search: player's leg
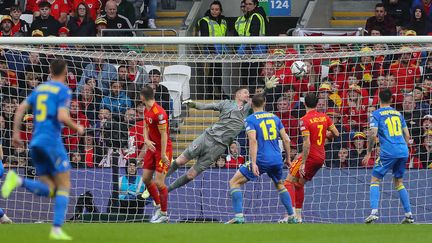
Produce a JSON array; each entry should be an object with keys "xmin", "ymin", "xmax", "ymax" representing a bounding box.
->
[
  {"xmin": 0, "ymin": 161, "xmax": 11, "ymax": 224},
  {"xmin": 166, "ymin": 134, "xmax": 205, "ymax": 177},
  {"xmin": 392, "ymin": 157, "xmax": 413, "ymax": 224},
  {"xmin": 49, "ymin": 171, "xmax": 72, "ymax": 240},
  {"xmin": 271, "ymin": 163, "xmax": 296, "ymax": 224},
  {"xmin": 226, "ymin": 169, "xmax": 249, "ymax": 224},
  {"xmin": 365, "ymin": 157, "xmax": 390, "ymax": 223},
  {"xmin": 151, "ymin": 172, "xmax": 169, "ymax": 223},
  {"xmin": 142, "ymin": 169, "xmax": 162, "ymax": 222},
  {"xmin": 168, "ymin": 141, "xmax": 225, "ymax": 192},
  {"xmin": 166, "ymin": 153, "xmax": 189, "ymax": 177},
  {"xmin": 150, "ymin": 151, "xmax": 171, "ymax": 223}
]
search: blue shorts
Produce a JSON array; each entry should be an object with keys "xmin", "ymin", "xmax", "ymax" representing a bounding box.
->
[
  {"xmin": 239, "ymin": 161, "xmax": 284, "ymax": 183},
  {"xmin": 30, "ymin": 143, "xmax": 70, "ymax": 176},
  {"xmin": 372, "ymin": 156, "xmax": 408, "ymax": 179}
]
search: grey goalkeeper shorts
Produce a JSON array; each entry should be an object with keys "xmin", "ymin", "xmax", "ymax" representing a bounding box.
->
[{"xmin": 182, "ymin": 133, "xmax": 227, "ymax": 173}]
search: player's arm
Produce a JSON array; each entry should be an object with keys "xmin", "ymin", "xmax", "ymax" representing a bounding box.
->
[
  {"xmin": 328, "ymin": 124, "xmax": 340, "ymax": 137},
  {"xmin": 402, "ymin": 127, "xmax": 411, "ymax": 145},
  {"xmin": 58, "ymin": 108, "xmax": 84, "ymax": 135},
  {"xmin": 186, "ymin": 100, "xmax": 223, "ymax": 111},
  {"xmin": 279, "ymin": 128, "xmax": 291, "ymax": 166},
  {"xmin": 143, "ymin": 123, "xmax": 156, "ymax": 152},
  {"xmin": 299, "ymin": 120, "xmax": 310, "ymax": 176},
  {"xmin": 0, "ymin": 144, "xmax": 3, "ymax": 160},
  {"xmin": 12, "ymin": 101, "xmax": 31, "ymax": 147},
  {"xmin": 247, "ymin": 130, "xmax": 260, "ymax": 176},
  {"xmin": 158, "ymin": 123, "xmax": 170, "ymax": 165},
  {"xmin": 362, "ymin": 127, "xmax": 378, "ymax": 165}
]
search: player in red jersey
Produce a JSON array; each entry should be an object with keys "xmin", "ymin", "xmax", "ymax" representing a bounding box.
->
[
  {"xmin": 280, "ymin": 93, "xmax": 339, "ymax": 223},
  {"xmin": 137, "ymin": 86, "xmax": 172, "ymax": 223}
]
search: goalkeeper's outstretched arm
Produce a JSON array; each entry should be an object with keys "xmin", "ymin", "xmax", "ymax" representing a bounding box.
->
[{"xmin": 183, "ymin": 99, "xmax": 224, "ymax": 111}]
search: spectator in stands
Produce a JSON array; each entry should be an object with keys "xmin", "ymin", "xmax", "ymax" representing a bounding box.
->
[
  {"xmin": 70, "ymin": 150, "xmax": 85, "ymax": 168},
  {"xmin": 342, "ymin": 84, "xmax": 368, "ymax": 132},
  {"xmin": 408, "ymin": 6, "xmax": 427, "ymax": 35},
  {"xmin": 370, "ymin": 26, "xmax": 383, "ymax": 36},
  {"xmin": 92, "ymin": 108, "xmax": 111, "ymax": 162},
  {"xmin": 78, "ymin": 83, "xmax": 101, "ymax": 124},
  {"xmin": 124, "ymin": 108, "xmax": 137, "ymax": 126},
  {"xmin": 234, "ymin": 0, "xmax": 246, "ymax": 36},
  {"xmin": 63, "ymin": 100, "xmax": 90, "ymax": 151},
  {"xmin": 30, "ymin": 1, "xmax": 61, "ymax": 36},
  {"xmin": 198, "ymin": 1, "xmax": 227, "ymax": 99},
  {"xmin": 125, "ymin": 54, "xmax": 149, "ymax": 87},
  {"xmin": 317, "ymin": 82, "xmax": 340, "ymax": 109},
  {"xmin": 383, "ymin": 0, "xmax": 411, "ymax": 27},
  {"xmin": 325, "ymin": 109, "xmax": 349, "ymax": 164},
  {"xmin": 0, "ymin": 70, "xmax": 18, "ymax": 101},
  {"xmin": 136, "ymin": 102, "xmax": 144, "ymax": 119},
  {"xmin": 101, "ymin": 80, "xmax": 132, "ymax": 116},
  {"xmin": 225, "ymin": 141, "xmax": 245, "ymax": 169},
  {"xmin": 418, "ymin": 129, "xmax": 432, "ymax": 168},
  {"xmin": 19, "ymin": 72, "xmax": 41, "ymax": 99},
  {"xmin": 68, "ymin": 2, "xmax": 97, "ymax": 37},
  {"xmin": 365, "ymin": 3, "xmax": 397, "ymax": 35},
  {"xmin": 148, "ymin": 69, "xmax": 171, "ymax": 116},
  {"xmin": 348, "ymin": 132, "xmax": 367, "ymax": 167},
  {"xmin": 115, "ymin": 0, "xmax": 136, "ymax": 24},
  {"xmin": 0, "ymin": 56, "xmax": 17, "ymax": 87},
  {"xmin": 71, "ymin": 0, "xmax": 101, "ymax": 21},
  {"xmin": 78, "ymin": 56, "xmax": 118, "ymax": 95},
  {"xmin": 414, "ymin": 86, "xmax": 430, "ymax": 116},
  {"xmin": 119, "ymin": 159, "xmax": 146, "ymax": 200},
  {"xmin": 351, "ymin": 47, "xmax": 379, "ymax": 93},
  {"xmin": 402, "ymin": 93, "xmax": 422, "ymax": 144},
  {"xmin": 334, "ymin": 147, "xmax": 349, "ymax": 168},
  {"xmin": 82, "ymin": 132, "xmax": 96, "ymax": 167},
  {"xmin": 389, "ymin": 46, "xmax": 421, "ymax": 93},
  {"xmin": 411, "ymin": 0, "xmax": 432, "ymax": 34},
  {"xmin": 1, "ymin": 97, "xmax": 17, "ymax": 157},
  {"xmin": 20, "ymin": 114, "xmax": 33, "ymax": 143},
  {"xmin": 95, "ymin": 17, "xmax": 107, "ymax": 36},
  {"xmin": 0, "ymin": 15, "xmax": 14, "ymax": 37},
  {"xmin": 102, "ymin": 0, "xmax": 134, "ymax": 36},
  {"xmin": 215, "ymin": 155, "xmax": 226, "ymax": 168},
  {"xmin": 25, "ymin": 52, "xmax": 46, "ymax": 80},
  {"xmin": 238, "ymin": 0, "xmax": 268, "ymax": 88},
  {"xmin": 275, "ymin": 96, "xmax": 298, "ymax": 144},
  {"xmin": 328, "ymin": 60, "xmax": 348, "ymax": 92},
  {"xmin": 10, "ymin": 6, "xmax": 30, "ymax": 36}
]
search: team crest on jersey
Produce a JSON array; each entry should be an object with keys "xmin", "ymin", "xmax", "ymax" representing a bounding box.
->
[
  {"xmin": 147, "ymin": 118, "xmax": 153, "ymax": 124},
  {"xmin": 408, "ymin": 70, "xmax": 413, "ymax": 74},
  {"xmin": 88, "ymin": 4, "xmax": 93, "ymax": 8},
  {"xmin": 280, "ymin": 74, "xmax": 285, "ymax": 79},
  {"xmin": 117, "ymin": 23, "xmax": 122, "ymax": 28},
  {"xmin": 54, "ymin": 5, "xmax": 59, "ymax": 9}
]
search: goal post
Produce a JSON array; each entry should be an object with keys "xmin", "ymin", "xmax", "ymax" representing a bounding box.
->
[{"xmin": 0, "ymin": 36, "xmax": 431, "ymax": 223}]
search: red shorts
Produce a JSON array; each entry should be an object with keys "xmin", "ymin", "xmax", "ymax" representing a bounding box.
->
[
  {"xmin": 143, "ymin": 147, "xmax": 172, "ymax": 174},
  {"xmin": 289, "ymin": 155, "xmax": 324, "ymax": 181}
]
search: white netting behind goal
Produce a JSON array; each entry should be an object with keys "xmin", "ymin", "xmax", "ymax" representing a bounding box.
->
[{"xmin": 0, "ymin": 37, "xmax": 432, "ymax": 223}]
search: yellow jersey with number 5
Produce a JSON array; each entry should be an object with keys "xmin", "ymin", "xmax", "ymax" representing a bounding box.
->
[{"xmin": 26, "ymin": 81, "xmax": 72, "ymax": 145}]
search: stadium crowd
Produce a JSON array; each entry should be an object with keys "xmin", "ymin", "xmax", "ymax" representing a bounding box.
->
[{"xmin": 1, "ymin": 0, "xmax": 432, "ymax": 173}]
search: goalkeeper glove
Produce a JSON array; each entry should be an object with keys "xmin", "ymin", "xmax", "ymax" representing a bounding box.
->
[
  {"xmin": 265, "ymin": 75, "xmax": 279, "ymax": 89},
  {"xmin": 182, "ymin": 99, "xmax": 196, "ymax": 108}
]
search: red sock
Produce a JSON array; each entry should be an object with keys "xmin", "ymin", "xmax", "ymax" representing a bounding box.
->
[
  {"xmin": 146, "ymin": 182, "xmax": 160, "ymax": 206},
  {"xmin": 294, "ymin": 183, "xmax": 304, "ymax": 209},
  {"xmin": 284, "ymin": 181, "xmax": 296, "ymax": 207},
  {"xmin": 158, "ymin": 186, "xmax": 168, "ymax": 212}
]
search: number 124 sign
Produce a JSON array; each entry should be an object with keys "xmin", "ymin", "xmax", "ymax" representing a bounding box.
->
[{"xmin": 259, "ymin": 0, "xmax": 291, "ymax": 17}]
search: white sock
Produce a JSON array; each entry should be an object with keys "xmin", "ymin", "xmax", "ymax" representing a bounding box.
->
[
  {"xmin": 405, "ymin": 212, "xmax": 412, "ymax": 218},
  {"xmin": 295, "ymin": 208, "xmax": 302, "ymax": 219},
  {"xmin": 52, "ymin": 227, "xmax": 62, "ymax": 234},
  {"xmin": 371, "ymin": 209, "xmax": 378, "ymax": 215},
  {"xmin": 235, "ymin": 213, "xmax": 244, "ymax": 218}
]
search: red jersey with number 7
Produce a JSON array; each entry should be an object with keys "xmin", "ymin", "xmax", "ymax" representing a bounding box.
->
[
  {"xmin": 300, "ymin": 109, "xmax": 334, "ymax": 161},
  {"xmin": 144, "ymin": 102, "xmax": 172, "ymax": 151}
]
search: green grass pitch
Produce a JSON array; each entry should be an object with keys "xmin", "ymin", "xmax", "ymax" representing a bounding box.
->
[{"xmin": 0, "ymin": 223, "xmax": 431, "ymax": 243}]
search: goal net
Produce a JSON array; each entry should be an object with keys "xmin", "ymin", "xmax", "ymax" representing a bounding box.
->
[{"xmin": 0, "ymin": 36, "xmax": 432, "ymax": 224}]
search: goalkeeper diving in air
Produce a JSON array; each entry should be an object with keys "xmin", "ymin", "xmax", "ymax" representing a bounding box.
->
[{"xmin": 166, "ymin": 77, "xmax": 279, "ymax": 192}]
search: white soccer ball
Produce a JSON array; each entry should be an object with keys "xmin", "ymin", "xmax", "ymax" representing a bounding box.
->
[{"xmin": 290, "ymin": 61, "xmax": 308, "ymax": 78}]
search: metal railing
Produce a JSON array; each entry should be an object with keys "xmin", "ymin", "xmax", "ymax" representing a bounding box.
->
[{"xmin": 101, "ymin": 28, "xmax": 178, "ymax": 37}]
